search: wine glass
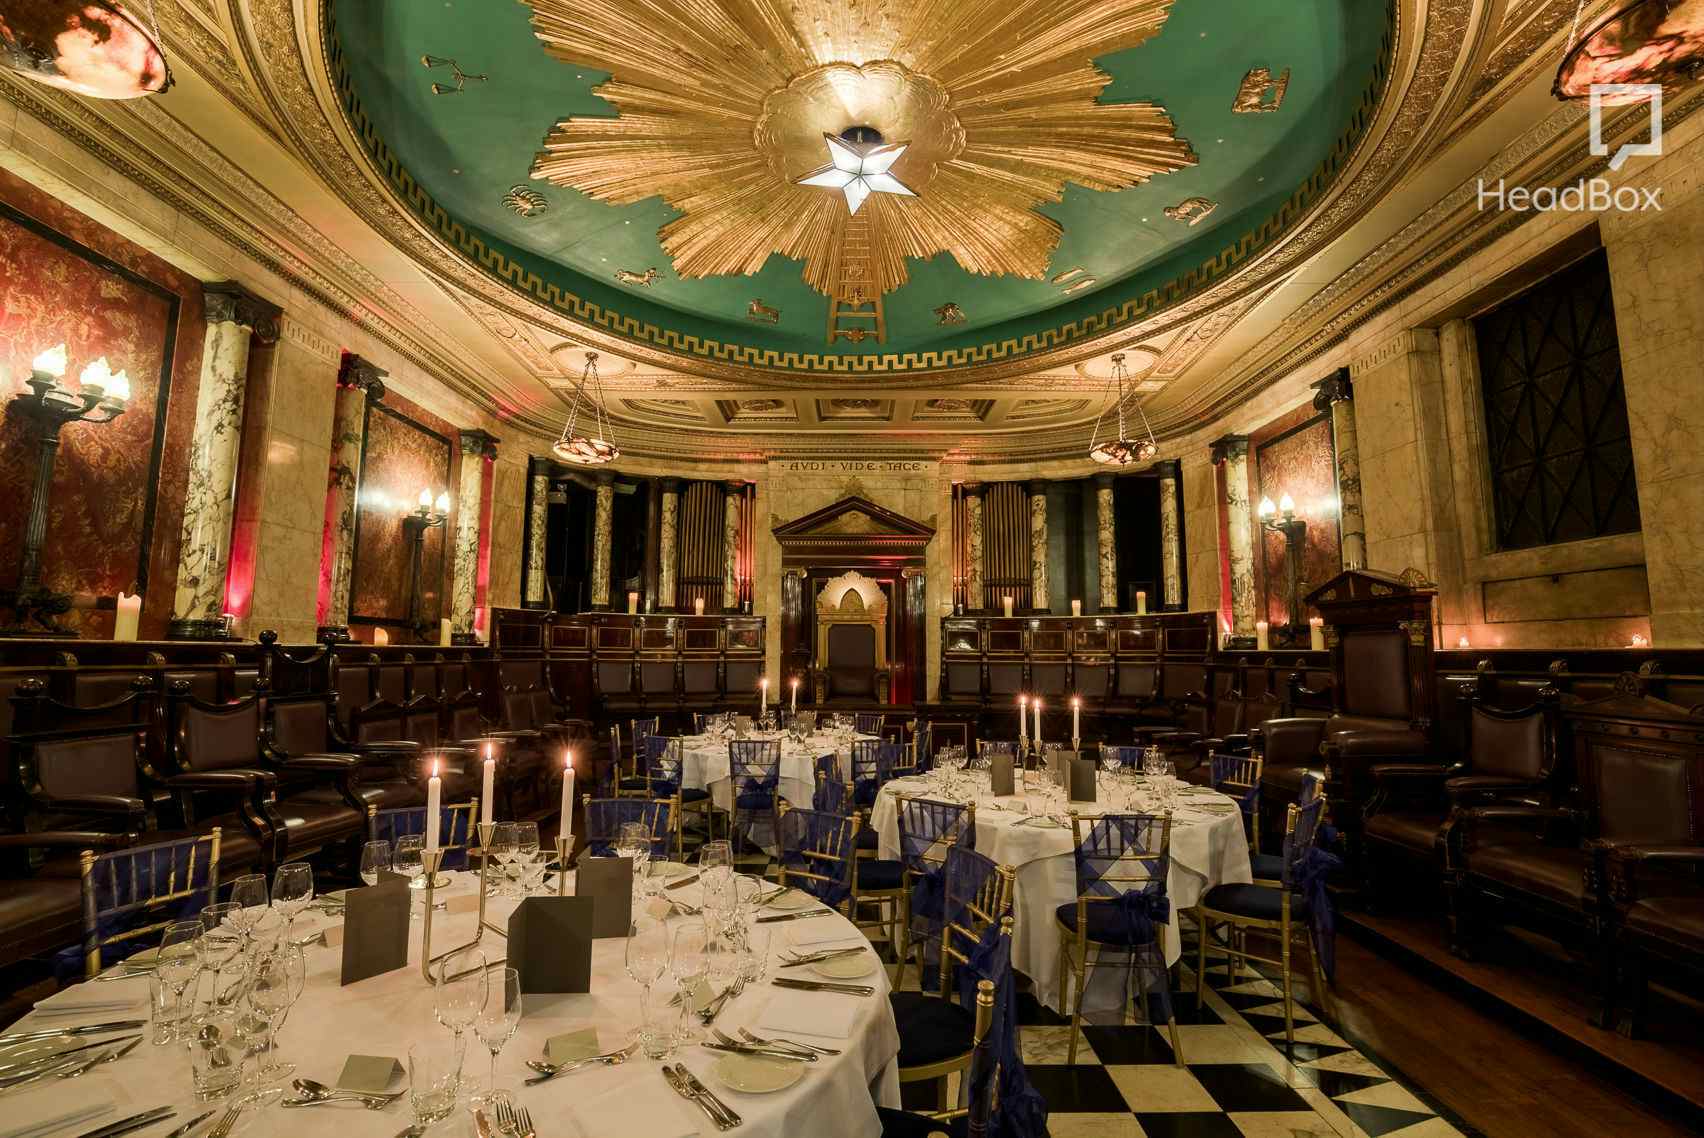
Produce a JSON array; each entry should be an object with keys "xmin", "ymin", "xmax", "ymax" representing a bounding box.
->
[
  {"xmin": 626, "ymin": 919, "xmax": 672, "ymax": 1059},
  {"xmin": 395, "ymin": 834, "xmax": 425, "ymax": 887},
  {"xmin": 226, "ymin": 874, "xmax": 269, "ymax": 941},
  {"xmin": 240, "ymin": 943, "xmax": 303, "ymax": 1093},
  {"xmin": 434, "ymin": 950, "xmax": 489, "ymax": 1080},
  {"xmin": 359, "ymin": 839, "xmax": 392, "ymax": 886},
  {"xmin": 488, "ymin": 822, "xmax": 519, "ymax": 896},
  {"xmin": 196, "ymin": 902, "xmax": 244, "ymax": 1015},
  {"xmin": 670, "ymin": 923, "xmax": 708, "ymax": 1044},
  {"xmin": 471, "ymin": 967, "xmax": 522, "ymax": 1111},
  {"xmin": 271, "ymin": 862, "xmax": 314, "ymax": 935},
  {"xmin": 152, "ymin": 920, "xmax": 201, "ymax": 1044}
]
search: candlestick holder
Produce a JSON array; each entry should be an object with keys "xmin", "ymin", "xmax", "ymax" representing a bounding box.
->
[
  {"xmin": 555, "ymin": 835, "xmax": 573, "ymax": 896},
  {"xmin": 417, "ymin": 835, "xmax": 506, "ymax": 984}
]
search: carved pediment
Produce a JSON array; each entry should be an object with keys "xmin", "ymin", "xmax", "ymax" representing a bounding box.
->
[{"xmin": 772, "ymin": 495, "xmax": 935, "ymax": 549}]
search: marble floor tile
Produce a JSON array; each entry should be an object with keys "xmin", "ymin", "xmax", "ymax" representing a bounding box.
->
[
  {"xmin": 1333, "ymin": 1082, "xmax": 1435, "ymax": 1115},
  {"xmin": 1294, "ymin": 1085, "xmax": 1364, "ymax": 1138},
  {"xmin": 1166, "ymin": 1025, "xmax": 1278, "ymax": 1066},
  {"xmin": 1227, "ymin": 1110, "xmax": 1340, "ymax": 1138},
  {"xmin": 1025, "ymin": 1025, "xmax": 1092, "ymax": 1066},
  {"xmin": 1046, "ymin": 1111, "xmax": 1149, "ymax": 1138},
  {"xmin": 1374, "ymin": 1118, "xmax": 1465, "ymax": 1138},
  {"xmin": 1106, "ymin": 1064, "xmax": 1220, "ymax": 1113},
  {"xmin": 1188, "ymin": 1063, "xmax": 1315, "ymax": 1113},
  {"xmin": 1298, "ymin": 1051, "xmax": 1390, "ymax": 1080},
  {"xmin": 1241, "ymin": 1000, "xmax": 1317, "ymax": 1022},
  {"xmin": 1265, "ymin": 1023, "xmax": 1350, "ymax": 1049}
]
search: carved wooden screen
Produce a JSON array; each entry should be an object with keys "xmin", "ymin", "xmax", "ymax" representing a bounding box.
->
[
  {"xmin": 676, "ymin": 480, "xmax": 727, "ymax": 613},
  {"xmin": 982, "ymin": 481, "xmax": 1033, "ymax": 611},
  {"xmin": 1473, "ymin": 251, "xmax": 1640, "ymax": 552}
]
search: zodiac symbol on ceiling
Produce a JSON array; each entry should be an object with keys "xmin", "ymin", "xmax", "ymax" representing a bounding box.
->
[
  {"xmin": 614, "ymin": 267, "xmax": 660, "ymax": 286},
  {"xmin": 1233, "ymin": 67, "xmax": 1291, "ymax": 114},
  {"xmin": 503, "ymin": 186, "xmax": 549, "ymax": 217},
  {"xmin": 747, "ymin": 298, "xmax": 781, "ymax": 324},
  {"xmin": 1163, "ymin": 197, "xmax": 1218, "ymax": 226},
  {"xmin": 421, "ymin": 55, "xmax": 487, "ymax": 95},
  {"xmin": 934, "ymin": 302, "xmax": 966, "ymax": 326}
]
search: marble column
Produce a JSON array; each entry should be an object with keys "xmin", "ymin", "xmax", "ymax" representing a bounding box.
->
[
  {"xmin": 172, "ymin": 282, "xmax": 280, "ymax": 629},
  {"xmin": 658, "ymin": 479, "xmax": 681, "ymax": 610},
  {"xmin": 1157, "ymin": 460, "xmax": 1183, "ymax": 610},
  {"xmin": 1313, "ymin": 370, "xmax": 1366, "ymax": 570},
  {"xmin": 451, "ymin": 430, "xmax": 499, "ymax": 634},
  {"xmin": 1094, "ymin": 474, "xmax": 1117, "ymax": 611},
  {"xmin": 963, "ymin": 483, "xmax": 986, "ymax": 611},
  {"xmin": 723, "ymin": 482, "xmax": 743, "ymax": 611},
  {"xmin": 1211, "ymin": 436, "xmax": 1256, "ymax": 640},
  {"xmin": 590, "ymin": 471, "xmax": 615, "ymax": 608},
  {"xmin": 1028, "ymin": 479, "xmax": 1050, "ymax": 612},
  {"xmin": 523, "ymin": 462, "xmax": 549, "ymax": 607},
  {"xmin": 318, "ymin": 356, "xmax": 385, "ymax": 637}
]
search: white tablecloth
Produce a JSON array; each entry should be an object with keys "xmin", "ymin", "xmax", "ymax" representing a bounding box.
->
[
  {"xmin": 677, "ymin": 732, "xmax": 871, "ymax": 813},
  {"xmin": 25, "ymin": 872, "xmax": 900, "ymax": 1138},
  {"xmin": 870, "ymin": 773, "xmax": 1252, "ymax": 1012}
]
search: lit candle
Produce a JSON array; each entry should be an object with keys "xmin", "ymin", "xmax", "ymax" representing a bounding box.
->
[
  {"xmin": 790, "ymin": 677, "xmax": 798, "ymax": 713},
  {"xmin": 559, "ymin": 753, "xmax": 575, "ymax": 839},
  {"xmin": 627, "ymin": 590, "xmax": 639, "ymax": 615},
  {"xmin": 481, "ymin": 747, "xmax": 496, "ymax": 827},
  {"xmin": 425, "ymin": 760, "xmax": 442, "ymax": 856},
  {"xmin": 373, "ymin": 627, "xmax": 389, "ymax": 646},
  {"xmin": 1071, "ymin": 696, "xmax": 1081, "ymax": 745},
  {"xmin": 113, "ymin": 591, "xmax": 141, "ymax": 642},
  {"xmin": 1018, "ymin": 695, "xmax": 1029, "ymax": 747},
  {"xmin": 694, "ymin": 597, "xmax": 705, "ymax": 615},
  {"xmin": 1002, "ymin": 595, "xmax": 1014, "ymax": 618},
  {"xmin": 1033, "ymin": 700, "xmax": 1043, "ymax": 748},
  {"xmin": 1255, "ymin": 620, "xmax": 1270, "ymax": 652},
  {"xmin": 1630, "ymin": 633, "xmax": 1649, "ymax": 648},
  {"xmin": 1071, "ymin": 598, "xmax": 1082, "ymax": 616},
  {"xmin": 760, "ymin": 677, "xmax": 769, "ymax": 713},
  {"xmin": 1309, "ymin": 617, "xmax": 1325, "ymax": 652},
  {"xmin": 439, "ymin": 617, "xmax": 452, "ymax": 646},
  {"xmin": 1136, "ymin": 590, "xmax": 1147, "ymax": 615},
  {"xmin": 1457, "ymin": 634, "xmax": 1471, "ymax": 649},
  {"xmin": 417, "ymin": 487, "xmax": 433, "ymax": 511}
]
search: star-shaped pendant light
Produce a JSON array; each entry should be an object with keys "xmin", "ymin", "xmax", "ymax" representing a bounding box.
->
[{"xmin": 796, "ymin": 131, "xmax": 915, "ymax": 214}]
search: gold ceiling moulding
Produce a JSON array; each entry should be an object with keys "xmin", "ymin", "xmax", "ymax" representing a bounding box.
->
[{"xmin": 522, "ymin": 0, "xmax": 1195, "ymax": 303}]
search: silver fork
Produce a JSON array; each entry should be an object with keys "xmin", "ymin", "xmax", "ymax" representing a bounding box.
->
[
  {"xmin": 208, "ymin": 1104, "xmax": 243, "ymax": 1138},
  {"xmin": 738, "ymin": 1027, "xmax": 840, "ymax": 1056}
]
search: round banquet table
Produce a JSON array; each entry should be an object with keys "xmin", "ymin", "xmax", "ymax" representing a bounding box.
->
[
  {"xmin": 870, "ymin": 771, "xmax": 1253, "ymax": 1013},
  {"xmin": 676, "ymin": 731, "xmax": 875, "ymax": 813},
  {"xmin": 17, "ymin": 871, "xmax": 901, "ymax": 1138}
]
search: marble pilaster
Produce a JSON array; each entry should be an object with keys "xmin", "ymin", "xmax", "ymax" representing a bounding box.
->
[
  {"xmin": 1212, "ymin": 437, "xmax": 1256, "ymax": 638},
  {"xmin": 451, "ymin": 430, "xmax": 498, "ymax": 633},
  {"xmin": 964, "ymin": 484, "xmax": 985, "ymax": 610},
  {"xmin": 320, "ymin": 356, "xmax": 385, "ymax": 633},
  {"xmin": 1094, "ymin": 474, "xmax": 1117, "ymax": 611},
  {"xmin": 590, "ymin": 473, "xmax": 615, "ymax": 608},
  {"xmin": 1157, "ymin": 461, "xmax": 1183, "ymax": 609},
  {"xmin": 723, "ymin": 482, "xmax": 743, "ymax": 610},
  {"xmin": 524, "ymin": 467, "xmax": 549, "ymax": 607},
  {"xmin": 1028, "ymin": 480, "xmax": 1049, "ymax": 611},
  {"xmin": 1314, "ymin": 371, "xmax": 1367, "ymax": 570},
  {"xmin": 658, "ymin": 479, "xmax": 681, "ymax": 609},
  {"xmin": 172, "ymin": 282, "xmax": 280, "ymax": 624}
]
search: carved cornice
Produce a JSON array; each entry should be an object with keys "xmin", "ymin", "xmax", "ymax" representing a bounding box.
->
[
  {"xmin": 1350, "ymin": 328, "xmax": 1439, "ymax": 377},
  {"xmin": 204, "ymin": 281, "xmax": 283, "ymax": 341}
]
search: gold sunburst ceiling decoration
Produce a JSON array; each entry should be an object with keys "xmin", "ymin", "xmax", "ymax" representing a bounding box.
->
[{"xmin": 523, "ymin": 0, "xmax": 1196, "ymax": 299}]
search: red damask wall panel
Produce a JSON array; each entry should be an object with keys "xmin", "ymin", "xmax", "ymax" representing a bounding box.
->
[
  {"xmin": 1251, "ymin": 405, "xmax": 1342, "ymax": 627},
  {"xmin": 0, "ymin": 169, "xmax": 204, "ymax": 639}
]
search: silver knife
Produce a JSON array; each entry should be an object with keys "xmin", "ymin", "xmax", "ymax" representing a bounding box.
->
[
  {"xmin": 680, "ymin": 1065, "xmax": 743, "ymax": 1129},
  {"xmin": 663, "ymin": 1065, "xmax": 726, "ymax": 1129},
  {"xmin": 158, "ymin": 1110, "xmax": 215, "ymax": 1138},
  {"xmin": 772, "ymin": 977, "xmax": 874, "ymax": 996},
  {"xmin": 702, "ymin": 1042, "xmax": 816, "ymax": 1063},
  {"xmin": 664, "ymin": 872, "xmax": 700, "ymax": 891},
  {"xmin": 73, "ymin": 1106, "xmax": 176, "ymax": 1138},
  {"xmin": 0, "ymin": 1034, "xmax": 144, "ymax": 1077},
  {"xmin": 0, "ymin": 1021, "xmax": 146, "ymax": 1045},
  {"xmin": 755, "ymin": 909, "xmax": 831, "ymax": 923}
]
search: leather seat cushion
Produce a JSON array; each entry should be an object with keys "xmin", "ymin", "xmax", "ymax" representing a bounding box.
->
[
  {"xmin": 891, "ymin": 992, "xmax": 975, "ymax": 1068},
  {"xmin": 273, "ymin": 800, "xmax": 365, "ymax": 849},
  {"xmin": 0, "ymin": 872, "xmax": 83, "ymax": 965},
  {"xmin": 1325, "ymin": 718, "xmax": 1427, "ymax": 758},
  {"xmin": 1622, "ymin": 895, "xmax": 1704, "ymax": 954},
  {"xmin": 857, "ymin": 858, "xmax": 903, "ymax": 891},
  {"xmin": 1262, "ymin": 765, "xmax": 1322, "ymax": 796},
  {"xmin": 1363, "ymin": 809, "xmax": 1444, "ymax": 854},
  {"xmin": 1202, "ymin": 882, "xmax": 1310, "ymax": 922},
  {"xmin": 1054, "ymin": 899, "xmax": 1168, "ymax": 946},
  {"xmin": 1467, "ymin": 843, "xmax": 1584, "ymax": 908}
]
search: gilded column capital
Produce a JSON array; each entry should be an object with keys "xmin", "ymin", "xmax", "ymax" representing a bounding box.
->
[
  {"xmin": 660, "ymin": 478, "xmax": 683, "ymax": 494},
  {"xmin": 1311, "ymin": 368, "xmax": 1354, "ymax": 410},
  {"xmin": 338, "ymin": 354, "xmax": 388, "ymax": 401},
  {"xmin": 458, "ymin": 428, "xmax": 500, "ymax": 459},
  {"xmin": 1026, "ymin": 478, "xmax": 1050, "ymax": 498},
  {"xmin": 202, "ymin": 281, "xmax": 282, "ymax": 344},
  {"xmin": 1092, "ymin": 472, "xmax": 1116, "ymax": 491},
  {"xmin": 1152, "ymin": 458, "xmax": 1182, "ymax": 481},
  {"xmin": 1209, "ymin": 435, "xmax": 1249, "ymax": 465}
]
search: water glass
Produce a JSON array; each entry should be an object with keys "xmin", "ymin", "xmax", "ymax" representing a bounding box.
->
[
  {"xmin": 626, "ymin": 919, "xmax": 672, "ymax": 1059},
  {"xmin": 670, "ymin": 923, "xmax": 709, "ymax": 1044},
  {"xmin": 472, "ymin": 967, "xmax": 522, "ymax": 1110},
  {"xmin": 395, "ymin": 834, "xmax": 426, "ymax": 886},
  {"xmin": 227, "ymin": 874, "xmax": 269, "ymax": 938},
  {"xmin": 271, "ymin": 862, "xmax": 314, "ymax": 931},
  {"xmin": 514, "ymin": 822, "xmax": 541, "ymax": 893},
  {"xmin": 408, "ymin": 1039, "xmax": 461, "ymax": 1128},
  {"xmin": 434, "ymin": 950, "xmax": 489, "ymax": 1073},
  {"xmin": 189, "ymin": 1010, "xmax": 246, "ymax": 1101},
  {"xmin": 738, "ymin": 925, "xmax": 770, "ymax": 987},
  {"xmin": 359, "ymin": 839, "xmax": 391, "ymax": 886}
]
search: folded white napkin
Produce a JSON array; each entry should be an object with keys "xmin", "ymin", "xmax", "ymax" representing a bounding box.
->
[
  {"xmin": 787, "ymin": 919, "xmax": 865, "ymax": 950},
  {"xmin": 0, "ymin": 1079, "xmax": 118, "ymax": 1138},
  {"xmin": 755, "ymin": 989, "xmax": 859, "ymax": 1040},
  {"xmin": 569, "ymin": 1073, "xmax": 698, "ymax": 1138}
]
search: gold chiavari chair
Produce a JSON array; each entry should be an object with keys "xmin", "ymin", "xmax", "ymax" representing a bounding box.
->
[
  {"xmin": 370, "ymin": 800, "xmax": 479, "ymax": 869},
  {"xmin": 893, "ymin": 795, "xmax": 977, "ymax": 991},
  {"xmin": 612, "ymin": 724, "xmax": 650, "ymax": 798},
  {"xmin": 774, "ymin": 803, "xmax": 856, "ymax": 907},
  {"xmin": 1209, "ymin": 752, "xmax": 1265, "ymax": 855},
  {"xmin": 80, "ymin": 829, "xmax": 221, "ymax": 978}
]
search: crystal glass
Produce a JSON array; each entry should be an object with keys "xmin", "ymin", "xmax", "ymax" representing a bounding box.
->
[
  {"xmin": 738, "ymin": 924, "xmax": 771, "ymax": 987},
  {"xmin": 238, "ymin": 943, "xmax": 303, "ymax": 1095},
  {"xmin": 189, "ymin": 1009, "xmax": 245, "ymax": 1101},
  {"xmin": 271, "ymin": 862, "xmax": 314, "ymax": 934},
  {"xmin": 196, "ymin": 902, "xmax": 245, "ymax": 1014},
  {"xmin": 699, "ymin": 840, "xmax": 731, "ymax": 874},
  {"xmin": 152, "ymin": 920, "xmax": 201, "ymax": 1045},
  {"xmin": 670, "ymin": 922, "xmax": 709, "ymax": 1045},
  {"xmin": 359, "ymin": 839, "xmax": 392, "ymax": 886},
  {"xmin": 488, "ymin": 822, "xmax": 519, "ymax": 896},
  {"xmin": 513, "ymin": 822, "xmax": 541, "ymax": 894},
  {"xmin": 434, "ymin": 950, "xmax": 489, "ymax": 1078},
  {"xmin": 408, "ymin": 1039, "xmax": 461, "ymax": 1128},
  {"xmin": 626, "ymin": 918, "xmax": 672, "ymax": 1059},
  {"xmin": 395, "ymin": 834, "xmax": 425, "ymax": 886},
  {"xmin": 471, "ymin": 967, "xmax": 522, "ymax": 1111},
  {"xmin": 226, "ymin": 874, "xmax": 269, "ymax": 939}
]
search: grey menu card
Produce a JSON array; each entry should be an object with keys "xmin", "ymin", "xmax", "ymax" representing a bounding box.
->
[
  {"xmin": 339, "ymin": 873, "xmax": 410, "ymax": 986},
  {"xmin": 990, "ymin": 753, "xmax": 1015, "ymax": 797},
  {"xmin": 574, "ymin": 856, "xmax": 634, "ymax": 937},
  {"xmin": 508, "ymin": 896, "xmax": 594, "ymax": 994},
  {"xmin": 1069, "ymin": 758, "xmax": 1098, "ymax": 803}
]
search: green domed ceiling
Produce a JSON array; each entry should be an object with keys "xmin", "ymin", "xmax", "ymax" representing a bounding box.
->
[{"xmin": 329, "ymin": 0, "xmax": 1389, "ymax": 372}]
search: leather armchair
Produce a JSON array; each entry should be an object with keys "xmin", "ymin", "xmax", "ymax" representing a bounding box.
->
[
  {"xmin": 1447, "ymin": 800, "xmax": 1587, "ymax": 958},
  {"xmin": 0, "ymin": 830, "xmax": 136, "ymax": 970},
  {"xmin": 1597, "ymin": 842, "xmax": 1704, "ymax": 1035},
  {"xmin": 265, "ymin": 691, "xmax": 420, "ymax": 812}
]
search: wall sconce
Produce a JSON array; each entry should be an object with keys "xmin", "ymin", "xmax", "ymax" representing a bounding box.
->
[
  {"xmin": 402, "ymin": 487, "xmax": 450, "ymax": 641},
  {"xmin": 1257, "ymin": 492, "xmax": 1309, "ymax": 647},
  {"xmin": 2, "ymin": 346, "xmax": 131, "ymax": 636}
]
